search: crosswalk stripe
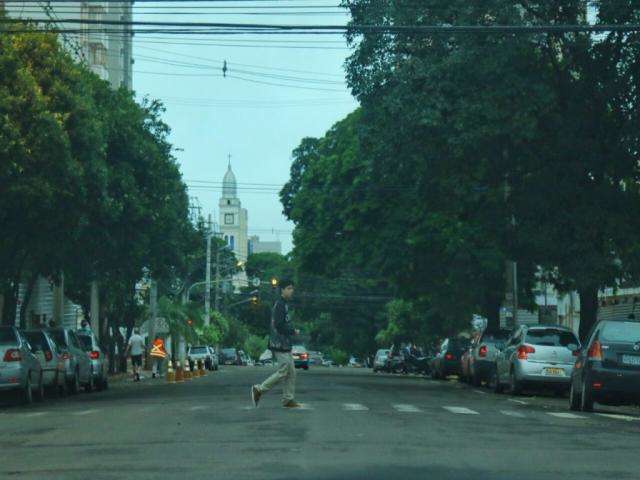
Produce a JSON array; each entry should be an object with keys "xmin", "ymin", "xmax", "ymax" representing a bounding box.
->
[
  {"xmin": 189, "ymin": 406, "xmax": 208, "ymax": 411},
  {"xmin": 548, "ymin": 412, "xmax": 586, "ymax": 419},
  {"xmin": 473, "ymin": 389, "xmax": 487, "ymax": 395},
  {"xmin": 443, "ymin": 406, "xmax": 479, "ymax": 415},
  {"xmin": 393, "ymin": 404, "xmax": 422, "ymax": 413},
  {"xmin": 500, "ymin": 410, "xmax": 526, "ymax": 418},
  {"xmin": 73, "ymin": 409, "xmax": 100, "ymax": 416},
  {"xmin": 596, "ymin": 413, "xmax": 640, "ymax": 422},
  {"xmin": 508, "ymin": 399, "xmax": 528, "ymax": 405},
  {"xmin": 343, "ymin": 403, "xmax": 369, "ymax": 411}
]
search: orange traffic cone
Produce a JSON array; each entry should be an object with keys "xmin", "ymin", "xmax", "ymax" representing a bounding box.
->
[
  {"xmin": 166, "ymin": 361, "xmax": 175, "ymax": 383},
  {"xmin": 175, "ymin": 361, "xmax": 184, "ymax": 383}
]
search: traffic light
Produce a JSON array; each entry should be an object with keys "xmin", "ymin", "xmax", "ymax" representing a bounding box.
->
[
  {"xmin": 187, "ymin": 318, "xmax": 193, "ymax": 326},
  {"xmin": 270, "ymin": 277, "xmax": 278, "ymax": 288},
  {"xmin": 250, "ymin": 296, "xmax": 258, "ymax": 305}
]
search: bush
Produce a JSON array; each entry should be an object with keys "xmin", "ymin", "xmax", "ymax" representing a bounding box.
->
[{"xmin": 326, "ymin": 347, "xmax": 349, "ymax": 366}]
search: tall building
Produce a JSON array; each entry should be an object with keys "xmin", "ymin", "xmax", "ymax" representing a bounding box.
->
[
  {"xmin": 2, "ymin": 1, "xmax": 133, "ymax": 90},
  {"xmin": 219, "ymin": 161, "xmax": 249, "ymax": 290}
]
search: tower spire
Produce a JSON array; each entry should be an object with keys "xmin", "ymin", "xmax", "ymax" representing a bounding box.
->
[{"xmin": 227, "ymin": 153, "xmax": 232, "ymax": 169}]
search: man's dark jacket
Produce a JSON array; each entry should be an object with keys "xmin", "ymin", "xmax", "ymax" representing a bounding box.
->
[{"xmin": 269, "ymin": 297, "xmax": 294, "ymax": 352}]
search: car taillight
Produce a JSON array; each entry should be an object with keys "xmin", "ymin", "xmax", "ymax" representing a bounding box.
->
[
  {"xmin": 300, "ymin": 353, "xmax": 308, "ymax": 360},
  {"xmin": 478, "ymin": 345, "xmax": 488, "ymax": 357},
  {"xmin": 44, "ymin": 350, "xmax": 53, "ymax": 361},
  {"xmin": 3, "ymin": 349, "xmax": 21, "ymax": 362},
  {"xmin": 572, "ymin": 349, "xmax": 580, "ymax": 357},
  {"xmin": 445, "ymin": 352, "xmax": 455, "ymax": 361},
  {"xmin": 517, "ymin": 345, "xmax": 535, "ymax": 360},
  {"xmin": 90, "ymin": 351, "xmax": 100, "ymax": 360},
  {"xmin": 587, "ymin": 341, "xmax": 603, "ymax": 361}
]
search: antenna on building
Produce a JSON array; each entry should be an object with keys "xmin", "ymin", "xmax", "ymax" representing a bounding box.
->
[{"xmin": 222, "ymin": 60, "xmax": 228, "ymax": 78}]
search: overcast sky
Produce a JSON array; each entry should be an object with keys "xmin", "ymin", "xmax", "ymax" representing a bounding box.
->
[{"xmin": 132, "ymin": 1, "xmax": 358, "ymax": 253}]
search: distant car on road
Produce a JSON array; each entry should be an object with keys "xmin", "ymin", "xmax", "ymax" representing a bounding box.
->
[
  {"xmin": 77, "ymin": 330, "xmax": 109, "ymax": 391},
  {"xmin": 238, "ymin": 350, "xmax": 249, "ymax": 366},
  {"xmin": 431, "ymin": 337, "xmax": 470, "ymax": 379},
  {"xmin": 493, "ymin": 325, "xmax": 580, "ymax": 395},
  {"xmin": 0, "ymin": 326, "xmax": 44, "ymax": 404},
  {"xmin": 373, "ymin": 349, "xmax": 391, "ymax": 373},
  {"xmin": 47, "ymin": 328, "xmax": 92, "ymax": 394},
  {"xmin": 220, "ymin": 348, "xmax": 241, "ymax": 366},
  {"xmin": 188, "ymin": 345, "xmax": 215, "ymax": 370},
  {"xmin": 308, "ymin": 351, "xmax": 324, "ymax": 366},
  {"xmin": 569, "ymin": 319, "xmax": 640, "ymax": 412},
  {"xmin": 23, "ymin": 329, "xmax": 67, "ymax": 396},
  {"xmin": 292, "ymin": 345, "xmax": 309, "ymax": 370},
  {"xmin": 348, "ymin": 356, "xmax": 364, "ymax": 368}
]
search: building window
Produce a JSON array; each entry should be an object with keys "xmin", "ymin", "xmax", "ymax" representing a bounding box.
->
[
  {"xmin": 89, "ymin": 43, "xmax": 107, "ymax": 66},
  {"xmin": 227, "ymin": 200, "xmax": 231, "ymax": 205},
  {"xmin": 229, "ymin": 235, "xmax": 235, "ymax": 250},
  {"xmin": 224, "ymin": 213, "xmax": 234, "ymax": 225},
  {"xmin": 224, "ymin": 235, "xmax": 228, "ymax": 244}
]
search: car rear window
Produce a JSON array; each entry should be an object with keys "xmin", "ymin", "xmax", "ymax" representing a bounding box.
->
[
  {"xmin": 190, "ymin": 347, "xmax": 207, "ymax": 354},
  {"xmin": 78, "ymin": 335, "xmax": 93, "ymax": 350},
  {"xmin": 449, "ymin": 339, "xmax": 470, "ymax": 350},
  {"xmin": 49, "ymin": 330, "xmax": 68, "ymax": 347},
  {"xmin": 0, "ymin": 327, "xmax": 17, "ymax": 344},
  {"xmin": 601, "ymin": 322, "xmax": 640, "ymax": 343},
  {"xmin": 525, "ymin": 329, "xmax": 579, "ymax": 347},
  {"xmin": 24, "ymin": 332, "xmax": 50, "ymax": 351},
  {"xmin": 481, "ymin": 331, "xmax": 511, "ymax": 342}
]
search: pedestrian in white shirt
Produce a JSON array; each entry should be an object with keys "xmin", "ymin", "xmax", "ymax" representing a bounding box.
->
[{"xmin": 125, "ymin": 328, "xmax": 146, "ymax": 382}]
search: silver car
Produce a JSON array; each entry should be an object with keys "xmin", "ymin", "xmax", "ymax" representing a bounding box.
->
[
  {"xmin": 0, "ymin": 326, "xmax": 44, "ymax": 404},
  {"xmin": 494, "ymin": 325, "xmax": 580, "ymax": 394},
  {"xmin": 188, "ymin": 345, "xmax": 214, "ymax": 371},
  {"xmin": 77, "ymin": 331, "xmax": 109, "ymax": 391},
  {"xmin": 23, "ymin": 330, "xmax": 67, "ymax": 397},
  {"xmin": 373, "ymin": 349, "xmax": 391, "ymax": 372},
  {"xmin": 47, "ymin": 328, "xmax": 92, "ymax": 394},
  {"xmin": 468, "ymin": 330, "xmax": 511, "ymax": 386}
]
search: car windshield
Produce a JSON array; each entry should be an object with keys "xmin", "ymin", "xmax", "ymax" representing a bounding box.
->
[
  {"xmin": 525, "ymin": 329, "xmax": 579, "ymax": 347},
  {"xmin": 190, "ymin": 347, "xmax": 207, "ymax": 354},
  {"xmin": 0, "ymin": 327, "xmax": 17, "ymax": 344},
  {"xmin": 601, "ymin": 322, "xmax": 640, "ymax": 343}
]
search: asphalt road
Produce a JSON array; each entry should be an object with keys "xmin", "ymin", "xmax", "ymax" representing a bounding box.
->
[{"xmin": 1, "ymin": 366, "xmax": 639, "ymax": 480}]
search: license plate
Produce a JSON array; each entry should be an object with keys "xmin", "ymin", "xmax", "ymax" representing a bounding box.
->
[
  {"xmin": 622, "ymin": 355, "xmax": 640, "ymax": 366},
  {"xmin": 544, "ymin": 367, "xmax": 565, "ymax": 376}
]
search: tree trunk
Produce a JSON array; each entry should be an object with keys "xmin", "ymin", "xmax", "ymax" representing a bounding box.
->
[
  {"xmin": 19, "ymin": 273, "xmax": 38, "ymax": 329},
  {"xmin": 578, "ymin": 286, "xmax": 599, "ymax": 343},
  {"xmin": 483, "ymin": 292, "xmax": 502, "ymax": 333}
]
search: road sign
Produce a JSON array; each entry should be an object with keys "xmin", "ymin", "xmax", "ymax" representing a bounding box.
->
[{"xmin": 251, "ymin": 277, "xmax": 261, "ymax": 287}]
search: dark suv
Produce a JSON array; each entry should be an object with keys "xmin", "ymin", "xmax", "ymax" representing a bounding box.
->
[
  {"xmin": 570, "ymin": 319, "xmax": 640, "ymax": 412},
  {"xmin": 431, "ymin": 337, "xmax": 470, "ymax": 379}
]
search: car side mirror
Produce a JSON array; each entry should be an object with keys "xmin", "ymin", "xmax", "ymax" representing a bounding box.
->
[{"xmin": 567, "ymin": 344, "xmax": 579, "ymax": 352}]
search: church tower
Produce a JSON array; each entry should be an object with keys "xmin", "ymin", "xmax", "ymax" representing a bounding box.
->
[{"xmin": 218, "ymin": 159, "xmax": 248, "ymax": 290}]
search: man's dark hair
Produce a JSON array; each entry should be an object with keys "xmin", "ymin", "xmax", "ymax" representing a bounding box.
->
[{"xmin": 280, "ymin": 278, "xmax": 295, "ymax": 289}]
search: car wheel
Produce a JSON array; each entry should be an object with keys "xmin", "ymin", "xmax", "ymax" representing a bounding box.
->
[
  {"xmin": 69, "ymin": 369, "xmax": 80, "ymax": 395},
  {"xmin": 22, "ymin": 373, "xmax": 33, "ymax": 405},
  {"xmin": 510, "ymin": 369, "xmax": 522, "ymax": 395},
  {"xmin": 581, "ymin": 378, "xmax": 594, "ymax": 412},
  {"xmin": 34, "ymin": 372, "xmax": 45, "ymax": 402},
  {"xmin": 569, "ymin": 382, "xmax": 581, "ymax": 411}
]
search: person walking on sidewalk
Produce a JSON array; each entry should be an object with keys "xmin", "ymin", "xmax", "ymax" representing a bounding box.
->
[
  {"xmin": 251, "ymin": 279, "xmax": 300, "ymax": 408},
  {"xmin": 125, "ymin": 328, "xmax": 145, "ymax": 382},
  {"xmin": 150, "ymin": 337, "xmax": 167, "ymax": 378}
]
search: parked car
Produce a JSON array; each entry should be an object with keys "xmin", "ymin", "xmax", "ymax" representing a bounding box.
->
[
  {"xmin": 0, "ymin": 326, "xmax": 44, "ymax": 404},
  {"xmin": 188, "ymin": 345, "xmax": 214, "ymax": 370},
  {"xmin": 292, "ymin": 345, "xmax": 309, "ymax": 370},
  {"xmin": 220, "ymin": 348, "xmax": 240, "ymax": 366},
  {"xmin": 308, "ymin": 351, "xmax": 324, "ymax": 366},
  {"xmin": 493, "ymin": 325, "xmax": 580, "ymax": 395},
  {"xmin": 431, "ymin": 337, "xmax": 470, "ymax": 379},
  {"xmin": 207, "ymin": 346, "xmax": 219, "ymax": 371},
  {"xmin": 569, "ymin": 319, "xmax": 640, "ymax": 412},
  {"xmin": 47, "ymin": 327, "xmax": 92, "ymax": 394},
  {"xmin": 258, "ymin": 349, "xmax": 273, "ymax": 366},
  {"xmin": 387, "ymin": 344, "xmax": 406, "ymax": 373},
  {"xmin": 373, "ymin": 349, "xmax": 391, "ymax": 372},
  {"xmin": 322, "ymin": 358, "xmax": 335, "ymax": 367},
  {"xmin": 76, "ymin": 331, "xmax": 109, "ymax": 391},
  {"xmin": 23, "ymin": 329, "xmax": 67, "ymax": 396},
  {"xmin": 348, "ymin": 356, "xmax": 363, "ymax": 368},
  {"xmin": 469, "ymin": 329, "xmax": 511, "ymax": 386}
]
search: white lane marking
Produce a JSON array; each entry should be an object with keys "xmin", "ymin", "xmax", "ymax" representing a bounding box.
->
[
  {"xmin": 22, "ymin": 411, "xmax": 49, "ymax": 418},
  {"xmin": 73, "ymin": 409, "xmax": 100, "ymax": 416},
  {"xmin": 343, "ymin": 403, "xmax": 369, "ymax": 411},
  {"xmin": 507, "ymin": 399, "xmax": 528, "ymax": 405},
  {"xmin": 292, "ymin": 403, "xmax": 313, "ymax": 410},
  {"xmin": 548, "ymin": 412, "xmax": 586, "ymax": 419},
  {"xmin": 596, "ymin": 413, "xmax": 640, "ymax": 422},
  {"xmin": 500, "ymin": 410, "xmax": 526, "ymax": 418},
  {"xmin": 473, "ymin": 389, "xmax": 487, "ymax": 395},
  {"xmin": 443, "ymin": 406, "xmax": 479, "ymax": 415},
  {"xmin": 189, "ymin": 406, "xmax": 208, "ymax": 411},
  {"xmin": 393, "ymin": 404, "xmax": 422, "ymax": 413}
]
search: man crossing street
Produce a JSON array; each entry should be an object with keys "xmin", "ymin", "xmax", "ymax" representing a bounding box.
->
[{"xmin": 251, "ymin": 279, "xmax": 300, "ymax": 408}]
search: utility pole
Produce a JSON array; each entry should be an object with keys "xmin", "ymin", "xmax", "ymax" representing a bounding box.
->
[
  {"xmin": 214, "ymin": 244, "xmax": 221, "ymax": 311},
  {"xmin": 90, "ymin": 280, "xmax": 99, "ymax": 338},
  {"xmin": 146, "ymin": 280, "xmax": 157, "ymax": 369},
  {"xmin": 205, "ymin": 214, "xmax": 212, "ymax": 326}
]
